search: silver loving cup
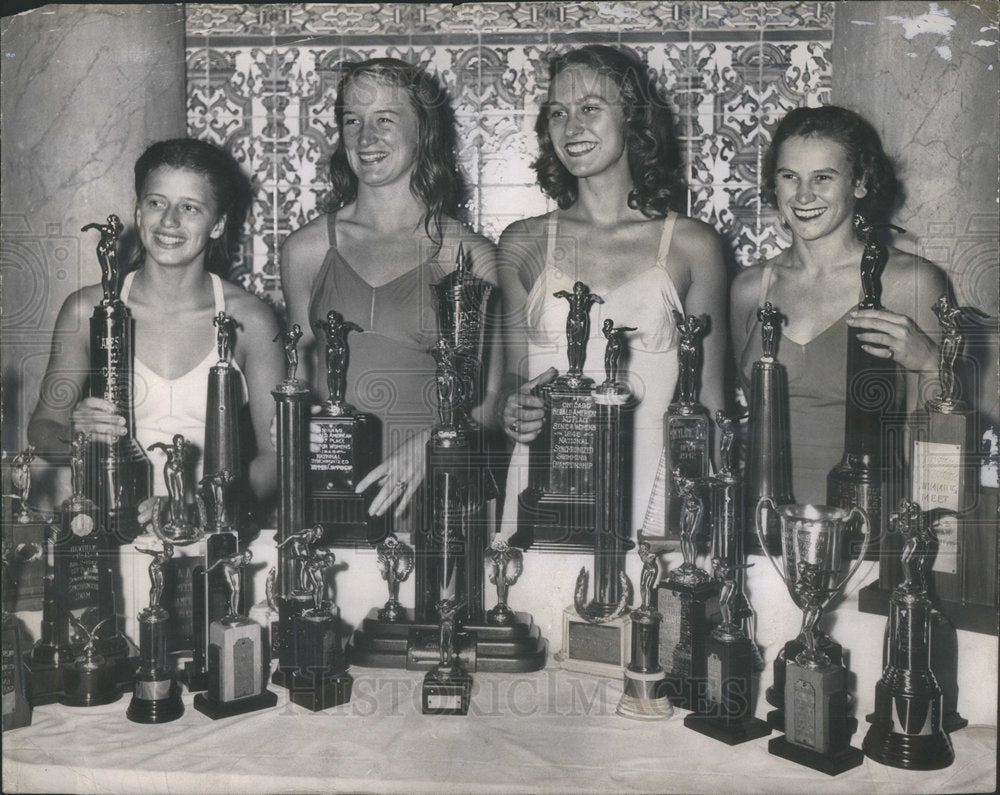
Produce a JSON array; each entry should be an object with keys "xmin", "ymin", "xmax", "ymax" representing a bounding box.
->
[{"xmin": 755, "ymin": 499, "xmax": 870, "ymax": 668}]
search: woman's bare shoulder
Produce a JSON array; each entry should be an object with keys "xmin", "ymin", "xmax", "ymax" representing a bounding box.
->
[
  {"xmin": 282, "ymin": 214, "xmax": 331, "ymax": 261},
  {"xmin": 498, "ymin": 212, "xmax": 552, "ymax": 247},
  {"xmin": 221, "ymin": 280, "xmax": 280, "ymax": 334}
]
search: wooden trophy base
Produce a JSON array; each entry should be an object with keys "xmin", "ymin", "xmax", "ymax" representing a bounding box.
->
[
  {"xmin": 422, "ymin": 666, "xmax": 472, "ymax": 715},
  {"xmin": 768, "ymin": 736, "xmax": 864, "ymax": 776},
  {"xmin": 557, "ymin": 606, "xmax": 630, "ymax": 679},
  {"xmin": 193, "ymin": 689, "xmax": 278, "ymax": 719},
  {"xmin": 59, "ymin": 662, "xmax": 122, "ymax": 707},
  {"xmin": 684, "ymin": 714, "xmax": 771, "ymax": 746},
  {"xmin": 617, "ymin": 669, "xmax": 672, "ymax": 721},
  {"xmin": 288, "ymin": 670, "xmax": 353, "ymax": 711}
]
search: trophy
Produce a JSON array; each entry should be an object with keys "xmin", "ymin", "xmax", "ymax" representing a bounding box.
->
[
  {"xmin": 60, "ymin": 615, "xmax": 121, "ymax": 707},
  {"xmin": 273, "ymin": 524, "xmax": 323, "ymax": 684},
  {"xmin": 617, "ymin": 542, "xmax": 672, "ymax": 720},
  {"xmin": 485, "ymin": 536, "xmax": 522, "ymax": 626},
  {"xmin": 745, "ymin": 303, "xmax": 793, "ymax": 554},
  {"xmin": 377, "ymin": 535, "xmax": 414, "ymax": 622},
  {"xmin": 518, "ymin": 281, "xmax": 604, "ymax": 550},
  {"xmin": 2, "ymin": 548, "xmax": 32, "ymax": 730},
  {"xmin": 309, "ymin": 310, "xmax": 382, "ymax": 545},
  {"xmin": 193, "ymin": 548, "xmax": 277, "ymax": 718},
  {"xmin": 560, "ymin": 322, "xmax": 634, "ymax": 678},
  {"xmin": 421, "ymin": 598, "xmax": 472, "ymax": 715},
  {"xmin": 862, "ymin": 500, "xmax": 954, "ymax": 769},
  {"xmin": 659, "ymin": 470, "xmax": 719, "ymax": 710},
  {"xmin": 827, "ymin": 216, "xmax": 907, "ymax": 559},
  {"xmin": 81, "ymin": 216, "xmax": 153, "ymax": 543},
  {"xmin": 9, "ymin": 445, "xmax": 36, "ymax": 525},
  {"xmin": 149, "ymin": 434, "xmax": 201, "ymax": 543},
  {"xmin": 756, "ymin": 498, "xmax": 870, "ymax": 775},
  {"xmin": 271, "ymin": 325, "xmax": 312, "ymax": 688},
  {"xmin": 249, "ymin": 567, "xmax": 280, "ymax": 659},
  {"xmin": 127, "ymin": 538, "xmax": 183, "ymax": 723}
]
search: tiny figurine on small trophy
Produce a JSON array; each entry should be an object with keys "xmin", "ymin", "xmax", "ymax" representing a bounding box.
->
[
  {"xmin": 757, "ymin": 498, "xmax": 870, "ymax": 775},
  {"xmin": 127, "ymin": 537, "xmax": 184, "ymax": 723},
  {"xmin": 518, "ymin": 281, "xmax": 604, "ymax": 550},
  {"xmin": 422, "ymin": 598, "xmax": 473, "ymax": 715},
  {"xmin": 559, "ymin": 321, "xmax": 634, "ymax": 677},
  {"xmin": 659, "ymin": 470, "xmax": 719, "ymax": 709},
  {"xmin": 863, "ymin": 500, "xmax": 955, "ymax": 770},
  {"xmin": 149, "ymin": 434, "xmax": 202, "ymax": 544},
  {"xmin": 249, "ymin": 567, "xmax": 280, "ymax": 659},
  {"xmin": 287, "ymin": 546, "xmax": 353, "ymax": 711},
  {"xmin": 309, "ymin": 309, "xmax": 382, "ymax": 545},
  {"xmin": 81, "ymin": 215, "xmax": 153, "ymax": 542},
  {"xmin": 60, "ymin": 615, "xmax": 121, "ymax": 707},
  {"xmin": 485, "ymin": 536, "xmax": 523, "ymax": 626},
  {"xmin": 194, "ymin": 548, "xmax": 277, "ymax": 718},
  {"xmin": 2, "ymin": 548, "xmax": 32, "ymax": 730},
  {"xmin": 10, "ymin": 445, "xmax": 36, "ymax": 524},
  {"xmin": 617, "ymin": 542, "xmax": 672, "ymax": 720},
  {"xmin": 745, "ymin": 303, "xmax": 793, "ymax": 555},
  {"xmin": 377, "ymin": 535, "xmax": 414, "ymax": 623}
]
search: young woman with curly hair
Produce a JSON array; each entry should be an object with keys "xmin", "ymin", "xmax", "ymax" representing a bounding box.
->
[{"xmin": 498, "ymin": 45, "xmax": 727, "ymax": 539}]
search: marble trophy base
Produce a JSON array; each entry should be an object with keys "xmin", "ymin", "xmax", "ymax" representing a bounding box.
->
[
  {"xmin": 557, "ymin": 606, "xmax": 630, "ymax": 679},
  {"xmin": 422, "ymin": 665, "xmax": 473, "ymax": 715},
  {"xmin": 348, "ymin": 607, "xmax": 546, "ymax": 673},
  {"xmin": 287, "ymin": 609, "xmax": 352, "ymax": 711},
  {"xmin": 862, "ymin": 682, "xmax": 954, "ymax": 770},
  {"xmin": 617, "ymin": 670, "xmax": 672, "ymax": 720},
  {"xmin": 193, "ymin": 617, "xmax": 277, "ymax": 719},
  {"xmin": 659, "ymin": 577, "xmax": 719, "ymax": 711},
  {"xmin": 59, "ymin": 660, "xmax": 122, "ymax": 707},
  {"xmin": 765, "ymin": 635, "xmax": 852, "ymax": 733}
]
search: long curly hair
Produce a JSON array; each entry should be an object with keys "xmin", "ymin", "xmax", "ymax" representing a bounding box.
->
[
  {"xmin": 328, "ymin": 58, "xmax": 467, "ymax": 247},
  {"xmin": 762, "ymin": 106, "xmax": 900, "ymax": 223},
  {"xmin": 533, "ymin": 45, "xmax": 686, "ymax": 217},
  {"xmin": 133, "ymin": 138, "xmax": 251, "ymax": 277}
]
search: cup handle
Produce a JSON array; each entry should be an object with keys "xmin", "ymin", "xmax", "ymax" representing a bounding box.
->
[
  {"xmin": 755, "ymin": 497, "xmax": 785, "ymax": 583},
  {"xmin": 836, "ymin": 505, "xmax": 871, "ymax": 594}
]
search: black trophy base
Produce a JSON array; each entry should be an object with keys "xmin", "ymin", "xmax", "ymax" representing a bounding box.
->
[
  {"xmin": 684, "ymin": 714, "xmax": 771, "ymax": 746},
  {"xmin": 26, "ymin": 645, "xmax": 137, "ymax": 705},
  {"xmin": 288, "ymin": 671, "xmax": 353, "ymax": 711},
  {"xmin": 858, "ymin": 580, "xmax": 997, "ymax": 636},
  {"xmin": 422, "ymin": 667, "xmax": 472, "ymax": 715},
  {"xmin": 862, "ymin": 718, "xmax": 954, "ymax": 770},
  {"xmin": 193, "ymin": 688, "xmax": 278, "ymax": 719},
  {"xmin": 59, "ymin": 663, "xmax": 122, "ymax": 707},
  {"xmin": 768, "ymin": 736, "xmax": 864, "ymax": 776},
  {"xmin": 126, "ymin": 677, "xmax": 184, "ymax": 724},
  {"xmin": 661, "ymin": 672, "xmax": 706, "ymax": 712},
  {"xmin": 181, "ymin": 661, "xmax": 208, "ymax": 693},
  {"xmin": 513, "ymin": 491, "xmax": 596, "ymax": 552},
  {"xmin": 348, "ymin": 608, "xmax": 546, "ymax": 673}
]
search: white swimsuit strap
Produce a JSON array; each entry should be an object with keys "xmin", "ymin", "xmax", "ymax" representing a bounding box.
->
[
  {"xmin": 655, "ymin": 213, "xmax": 678, "ymax": 266},
  {"xmin": 210, "ymin": 272, "xmax": 226, "ymax": 313}
]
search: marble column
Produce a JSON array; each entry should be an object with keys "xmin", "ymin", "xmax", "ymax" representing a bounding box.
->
[{"xmin": 0, "ymin": 4, "xmax": 187, "ymax": 461}]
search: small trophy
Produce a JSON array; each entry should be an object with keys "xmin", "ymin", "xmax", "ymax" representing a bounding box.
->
[
  {"xmin": 193, "ymin": 548, "xmax": 278, "ymax": 718},
  {"xmin": 2, "ymin": 549, "xmax": 32, "ymax": 730},
  {"xmin": 249, "ymin": 567, "xmax": 280, "ymax": 659},
  {"xmin": 421, "ymin": 598, "xmax": 472, "ymax": 715},
  {"xmin": 560, "ymin": 321, "xmax": 634, "ymax": 677},
  {"xmin": 6, "ymin": 446, "xmax": 47, "ymax": 624},
  {"xmin": 863, "ymin": 500, "xmax": 954, "ymax": 769},
  {"xmin": 273, "ymin": 525, "xmax": 323, "ymax": 683},
  {"xmin": 127, "ymin": 538, "xmax": 183, "ymax": 723},
  {"xmin": 149, "ymin": 434, "xmax": 202, "ymax": 544},
  {"xmin": 518, "ymin": 281, "xmax": 604, "ymax": 550},
  {"xmin": 10, "ymin": 445, "xmax": 37, "ymax": 524},
  {"xmin": 309, "ymin": 310, "xmax": 382, "ymax": 545},
  {"xmin": 659, "ymin": 470, "xmax": 719, "ymax": 710},
  {"xmin": 82, "ymin": 215, "xmax": 153, "ymax": 543},
  {"xmin": 659, "ymin": 312, "xmax": 711, "ymax": 542},
  {"xmin": 287, "ymin": 546, "xmax": 353, "ymax": 710},
  {"xmin": 756, "ymin": 498, "xmax": 870, "ymax": 775},
  {"xmin": 485, "ymin": 536, "xmax": 522, "ymax": 626},
  {"xmin": 60, "ymin": 615, "xmax": 121, "ymax": 707},
  {"xmin": 377, "ymin": 535, "xmax": 414, "ymax": 623},
  {"xmin": 745, "ymin": 303, "xmax": 793, "ymax": 554},
  {"xmin": 616, "ymin": 543, "xmax": 672, "ymax": 720},
  {"xmin": 271, "ymin": 326, "xmax": 312, "ymax": 688},
  {"xmin": 827, "ymin": 216, "xmax": 907, "ymax": 560}
]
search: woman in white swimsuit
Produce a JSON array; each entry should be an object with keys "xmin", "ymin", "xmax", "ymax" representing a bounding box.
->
[
  {"xmin": 498, "ymin": 45, "xmax": 727, "ymax": 538},
  {"xmin": 29, "ymin": 138, "xmax": 284, "ymax": 509}
]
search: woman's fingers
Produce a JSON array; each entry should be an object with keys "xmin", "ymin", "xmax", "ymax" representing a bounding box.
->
[{"xmin": 502, "ymin": 367, "xmax": 558, "ymax": 442}]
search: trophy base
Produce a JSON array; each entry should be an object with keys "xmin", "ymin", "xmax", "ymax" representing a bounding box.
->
[
  {"xmin": 858, "ymin": 579, "xmax": 997, "ymax": 636},
  {"xmin": 513, "ymin": 491, "xmax": 596, "ymax": 552},
  {"xmin": 769, "ymin": 709, "xmax": 859, "ymax": 737},
  {"xmin": 288, "ymin": 670, "xmax": 353, "ymax": 711},
  {"xmin": 348, "ymin": 608, "xmax": 546, "ymax": 673},
  {"xmin": 769, "ymin": 736, "xmax": 864, "ymax": 776},
  {"xmin": 126, "ymin": 676, "xmax": 184, "ymax": 724},
  {"xmin": 59, "ymin": 663, "xmax": 122, "ymax": 707},
  {"xmin": 24, "ymin": 645, "xmax": 136, "ymax": 705},
  {"xmin": 684, "ymin": 714, "xmax": 771, "ymax": 746},
  {"xmin": 657, "ymin": 578, "xmax": 719, "ymax": 710},
  {"xmin": 193, "ymin": 688, "xmax": 278, "ymax": 720},
  {"xmin": 2, "ymin": 619, "xmax": 32, "ymax": 731},
  {"xmin": 557, "ymin": 607, "xmax": 630, "ymax": 679},
  {"xmin": 421, "ymin": 667, "xmax": 472, "ymax": 715},
  {"xmin": 862, "ymin": 717, "xmax": 954, "ymax": 770},
  {"xmin": 616, "ymin": 669, "xmax": 672, "ymax": 721}
]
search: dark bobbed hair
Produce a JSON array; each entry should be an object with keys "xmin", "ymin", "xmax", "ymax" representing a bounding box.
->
[
  {"xmin": 533, "ymin": 45, "xmax": 686, "ymax": 216},
  {"xmin": 762, "ymin": 106, "xmax": 899, "ymax": 223},
  {"xmin": 328, "ymin": 58, "xmax": 467, "ymax": 245},
  {"xmin": 133, "ymin": 138, "xmax": 251, "ymax": 277}
]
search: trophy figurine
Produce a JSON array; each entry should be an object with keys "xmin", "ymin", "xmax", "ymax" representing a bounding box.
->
[
  {"xmin": 81, "ymin": 215, "xmax": 153, "ymax": 543},
  {"xmin": 127, "ymin": 538, "xmax": 184, "ymax": 723},
  {"xmin": 2, "ymin": 549, "xmax": 32, "ymax": 730},
  {"xmin": 10, "ymin": 445, "xmax": 36, "ymax": 524},
  {"xmin": 149, "ymin": 434, "xmax": 201, "ymax": 544},
  {"xmin": 560, "ymin": 321, "xmax": 634, "ymax": 678},
  {"xmin": 518, "ymin": 281, "xmax": 604, "ymax": 550},
  {"xmin": 249, "ymin": 567, "xmax": 280, "ymax": 659},
  {"xmin": 485, "ymin": 536, "xmax": 523, "ymax": 626},
  {"xmin": 616, "ymin": 543, "xmax": 672, "ymax": 720},
  {"xmin": 309, "ymin": 310, "xmax": 382, "ymax": 545},
  {"xmin": 745, "ymin": 303, "xmax": 793, "ymax": 554},
  {"xmin": 194, "ymin": 548, "xmax": 278, "ymax": 718},
  {"xmin": 59, "ymin": 616, "xmax": 121, "ymax": 707},
  {"xmin": 862, "ymin": 500, "xmax": 955, "ymax": 769},
  {"xmin": 421, "ymin": 598, "xmax": 472, "ymax": 715},
  {"xmin": 756, "ymin": 498, "xmax": 870, "ymax": 775},
  {"xmin": 287, "ymin": 546, "xmax": 353, "ymax": 710},
  {"xmin": 827, "ymin": 216, "xmax": 908, "ymax": 560},
  {"xmin": 659, "ymin": 470, "xmax": 719, "ymax": 709},
  {"xmin": 377, "ymin": 535, "xmax": 414, "ymax": 622}
]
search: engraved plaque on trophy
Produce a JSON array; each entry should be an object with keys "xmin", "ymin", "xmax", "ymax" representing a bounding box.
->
[
  {"xmin": 82, "ymin": 216, "xmax": 153, "ymax": 543},
  {"xmin": 518, "ymin": 281, "xmax": 603, "ymax": 550},
  {"xmin": 309, "ymin": 309, "xmax": 382, "ymax": 545}
]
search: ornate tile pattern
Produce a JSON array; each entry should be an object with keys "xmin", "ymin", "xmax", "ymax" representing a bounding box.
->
[{"xmin": 186, "ymin": 2, "xmax": 834, "ymax": 307}]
